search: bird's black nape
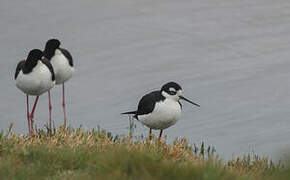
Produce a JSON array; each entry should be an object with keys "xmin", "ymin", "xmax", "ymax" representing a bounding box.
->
[
  {"xmin": 27, "ymin": 49, "xmax": 43, "ymax": 61},
  {"xmin": 44, "ymin": 39, "xmax": 61, "ymax": 59}
]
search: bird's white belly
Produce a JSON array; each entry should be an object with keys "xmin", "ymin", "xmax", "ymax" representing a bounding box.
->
[
  {"xmin": 51, "ymin": 54, "xmax": 74, "ymax": 84},
  {"xmin": 138, "ymin": 99, "xmax": 181, "ymax": 130},
  {"xmin": 16, "ymin": 61, "xmax": 55, "ymax": 96}
]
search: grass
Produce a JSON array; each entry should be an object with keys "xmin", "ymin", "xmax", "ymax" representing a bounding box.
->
[{"xmin": 0, "ymin": 124, "xmax": 289, "ymax": 180}]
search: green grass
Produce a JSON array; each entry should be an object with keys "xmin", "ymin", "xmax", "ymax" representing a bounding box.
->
[{"xmin": 0, "ymin": 125, "xmax": 288, "ymax": 180}]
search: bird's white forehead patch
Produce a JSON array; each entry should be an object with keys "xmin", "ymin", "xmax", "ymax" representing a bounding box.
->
[{"xmin": 169, "ymin": 87, "xmax": 176, "ymax": 92}]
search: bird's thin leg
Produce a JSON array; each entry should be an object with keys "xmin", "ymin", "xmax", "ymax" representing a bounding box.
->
[
  {"xmin": 149, "ymin": 128, "xmax": 152, "ymax": 140},
  {"xmin": 48, "ymin": 90, "xmax": 52, "ymax": 132},
  {"xmin": 159, "ymin": 130, "xmax": 163, "ymax": 139},
  {"xmin": 30, "ymin": 96, "xmax": 39, "ymax": 133},
  {"xmin": 26, "ymin": 95, "xmax": 31, "ymax": 136},
  {"xmin": 62, "ymin": 83, "xmax": 67, "ymax": 127}
]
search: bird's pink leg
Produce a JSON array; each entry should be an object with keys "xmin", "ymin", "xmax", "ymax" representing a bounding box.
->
[
  {"xmin": 30, "ymin": 96, "xmax": 39, "ymax": 133},
  {"xmin": 48, "ymin": 90, "xmax": 52, "ymax": 130},
  {"xmin": 159, "ymin": 130, "xmax": 163, "ymax": 139},
  {"xmin": 62, "ymin": 83, "xmax": 67, "ymax": 127},
  {"xmin": 26, "ymin": 95, "xmax": 31, "ymax": 136}
]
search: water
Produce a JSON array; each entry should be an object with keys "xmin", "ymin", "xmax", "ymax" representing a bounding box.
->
[{"xmin": 1, "ymin": 0, "xmax": 290, "ymax": 160}]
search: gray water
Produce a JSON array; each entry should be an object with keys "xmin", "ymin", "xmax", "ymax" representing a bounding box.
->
[{"xmin": 1, "ymin": 0, "xmax": 290, "ymax": 160}]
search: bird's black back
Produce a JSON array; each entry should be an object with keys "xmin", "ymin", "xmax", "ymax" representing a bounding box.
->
[
  {"xmin": 14, "ymin": 60, "xmax": 25, "ymax": 79},
  {"xmin": 60, "ymin": 48, "xmax": 73, "ymax": 67},
  {"xmin": 136, "ymin": 91, "xmax": 165, "ymax": 118}
]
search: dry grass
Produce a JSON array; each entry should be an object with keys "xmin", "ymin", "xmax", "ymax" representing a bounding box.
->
[{"xmin": 0, "ymin": 124, "xmax": 288, "ymax": 180}]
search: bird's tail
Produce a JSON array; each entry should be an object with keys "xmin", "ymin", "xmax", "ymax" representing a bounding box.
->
[
  {"xmin": 121, "ymin": 111, "xmax": 138, "ymax": 120},
  {"xmin": 121, "ymin": 111, "xmax": 137, "ymax": 115}
]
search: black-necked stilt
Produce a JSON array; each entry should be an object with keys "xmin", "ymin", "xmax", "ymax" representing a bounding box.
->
[
  {"xmin": 15, "ymin": 49, "xmax": 55, "ymax": 135},
  {"xmin": 122, "ymin": 82, "xmax": 200, "ymax": 139},
  {"xmin": 43, "ymin": 39, "xmax": 74, "ymax": 127}
]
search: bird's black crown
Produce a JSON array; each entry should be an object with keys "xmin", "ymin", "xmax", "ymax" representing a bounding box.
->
[{"xmin": 161, "ymin": 82, "xmax": 182, "ymax": 95}]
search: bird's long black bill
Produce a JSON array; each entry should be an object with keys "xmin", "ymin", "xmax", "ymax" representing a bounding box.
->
[{"xmin": 180, "ymin": 96, "xmax": 200, "ymax": 107}]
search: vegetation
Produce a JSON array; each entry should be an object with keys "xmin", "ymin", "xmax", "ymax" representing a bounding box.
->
[{"xmin": 0, "ymin": 124, "xmax": 289, "ymax": 180}]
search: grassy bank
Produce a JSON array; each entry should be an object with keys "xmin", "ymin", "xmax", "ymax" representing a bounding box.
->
[{"xmin": 0, "ymin": 126, "xmax": 289, "ymax": 180}]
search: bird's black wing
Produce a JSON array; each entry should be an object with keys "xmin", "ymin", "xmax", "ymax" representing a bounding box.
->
[
  {"xmin": 41, "ymin": 58, "xmax": 55, "ymax": 81},
  {"xmin": 136, "ymin": 91, "xmax": 165, "ymax": 117},
  {"xmin": 60, "ymin": 48, "xmax": 73, "ymax": 67},
  {"xmin": 15, "ymin": 60, "xmax": 25, "ymax": 79}
]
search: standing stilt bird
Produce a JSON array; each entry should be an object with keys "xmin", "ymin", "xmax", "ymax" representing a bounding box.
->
[
  {"xmin": 15, "ymin": 49, "xmax": 55, "ymax": 135},
  {"xmin": 43, "ymin": 39, "xmax": 74, "ymax": 127},
  {"xmin": 122, "ymin": 82, "xmax": 200, "ymax": 139}
]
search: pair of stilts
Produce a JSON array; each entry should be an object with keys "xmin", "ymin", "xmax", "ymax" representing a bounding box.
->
[{"xmin": 15, "ymin": 39, "xmax": 74, "ymax": 136}]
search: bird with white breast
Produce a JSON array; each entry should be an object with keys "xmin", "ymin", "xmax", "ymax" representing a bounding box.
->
[
  {"xmin": 43, "ymin": 39, "xmax": 74, "ymax": 127},
  {"xmin": 15, "ymin": 49, "xmax": 55, "ymax": 135},
  {"xmin": 122, "ymin": 82, "xmax": 200, "ymax": 139}
]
